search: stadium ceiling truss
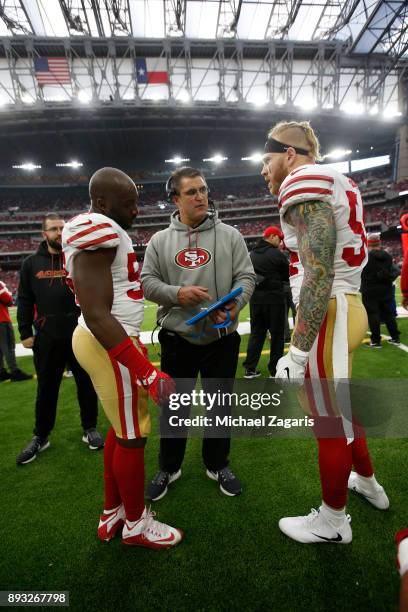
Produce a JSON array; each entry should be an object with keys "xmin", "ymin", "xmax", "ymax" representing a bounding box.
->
[{"xmin": 0, "ymin": 0, "xmax": 406, "ymax": 117}]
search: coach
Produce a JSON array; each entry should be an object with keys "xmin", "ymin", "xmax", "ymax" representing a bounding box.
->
[{"xmin": 141, "ymin": 166, "xmax": 255, "ymax": 500}]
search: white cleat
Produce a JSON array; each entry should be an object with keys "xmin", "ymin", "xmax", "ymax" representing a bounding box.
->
[
  {"xmin": 279, "ymin": 507, "xmax": 352, "ymax": 544},
  {"xmin": 347, "ymin": 471, "xmax": 389, "ymax": 510},
  {"xmin": 98, "ymin": 504, "xmax": 126, "ymax": 542},
  {"xmin": 122, "ymin": 506, "xmax": 184, "ymax": 550}
]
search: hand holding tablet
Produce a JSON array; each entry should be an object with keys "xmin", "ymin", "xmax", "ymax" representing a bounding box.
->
[{"xmin": 185, "ymin": 287, "xmax": 243, "ymax": 329}]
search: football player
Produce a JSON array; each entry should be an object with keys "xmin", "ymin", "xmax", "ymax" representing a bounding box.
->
[
  {"xmin": 261, "ymin": 121, "xmax": 389, "ymax": 544},
  {"xmin": 62, "ymin": 167, "xmax": 183, "ymax": 549}
]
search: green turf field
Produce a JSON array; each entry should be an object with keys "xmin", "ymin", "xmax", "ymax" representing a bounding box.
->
[{"xmin": 1, "ymin": 303, "xmax": 408, "ymax": 611}]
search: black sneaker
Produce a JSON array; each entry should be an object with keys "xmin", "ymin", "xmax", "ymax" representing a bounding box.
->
[
  {"xmin": 206, "ymin": 466, "xmax": 242, "ymax": 496},
  {"xmin": 244, "ymin": 369, "xmax": 261, "ymax": 379},
  {"xmin": 388, "ymin": 338, "xmax": 401, "ymax": 346},
  {"xmin": 82, "ymin": 428, "xmax": 104, "ymax": 450},
  {"xmin": 368, "ymin": 342, "xmax": 382, "ymax": 349},
  {"xmin": 16, "ymin": 436, "xmax": 50, "ymax": 465},
  {"xmin": 10, "ymin": 368, "xmax": 33, "ymax": 382},
  {"xmin": 0, "ymin": 369, "xmax": 10, "ymax": 381},
  {"xmin": 146, "ymin": 469, "xmax": 181, "ymax": 501}
]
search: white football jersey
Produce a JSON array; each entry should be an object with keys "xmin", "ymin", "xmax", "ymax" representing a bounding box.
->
[
  {"xmin": 62, "ymin": 212, "xmax": 144, "ymax": 336},
  {"xmin": 278, "ymin": 164, "xmax": 367, "ymax": 305}
]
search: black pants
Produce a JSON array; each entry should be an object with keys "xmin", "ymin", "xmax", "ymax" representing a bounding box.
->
[
  {"xmin": 243, "ymin": 302, "xmax": 285, "ymax": 376},
  {"xmin": 32, "ymin": 332, "xmax": 98, "ymax": 439},
  {"xmin": 362, "ymin": 291, "xmax": 400, "ymax": 344},
  {"xmin": 158, "ymin": 329, "xmax": 241, "ymax": 473},
  {"xmin": 0, "ymin": 322, "xmax": 17, "ymax": 372},
  {"xmin": 284, "ymin": 290, "xmax": 296, "ymax": 342}
]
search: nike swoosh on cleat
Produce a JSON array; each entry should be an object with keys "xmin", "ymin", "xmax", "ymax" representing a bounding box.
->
[
  {"xmin": 352, "ymin": 486, "xmax": 375, "ymax": 499},
  {"xmin": 156, "ymin": 533, "xmax": 176, "ymax": 544},
  {"xmin": 75, "ymin": 220, "xmax": 93, "ymax": 226},
  {"xmin": 312, "ymin": 532, "xmax": 343, "ymax": 542}
]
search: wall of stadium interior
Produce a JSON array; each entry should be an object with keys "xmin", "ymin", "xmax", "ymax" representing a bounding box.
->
[{"xmin": 0, "ymin": 38, "xmax": 403, "ymax": 117}]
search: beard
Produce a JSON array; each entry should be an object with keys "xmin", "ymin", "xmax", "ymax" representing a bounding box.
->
[
  {"xmin": 47, "ymin": 238, "xmax": 62, "ymax": 251},
  {"xmin": 270, "ymin": 157, "xmax": 288, "ymax": 195}
]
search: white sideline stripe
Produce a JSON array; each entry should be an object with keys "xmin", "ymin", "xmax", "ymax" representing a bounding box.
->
[{"xmin": 14, "ymin": 318, "xmax": 408, "ymax": 357}]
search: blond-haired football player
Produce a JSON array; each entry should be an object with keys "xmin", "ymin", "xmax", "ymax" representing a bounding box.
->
[
  {"xmin": 63, "ymin": 167, "xmax": 183, "ymax": 549},
  {"xmin": 262, "ymin": 121, "xmax": 389, "ymax": 544}
]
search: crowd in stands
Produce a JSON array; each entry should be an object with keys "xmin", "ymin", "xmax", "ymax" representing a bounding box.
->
[
  {"xmin": 0, "ymin": 269, "xmax": 19, "ymax": 294},
  {"xmin": 0, "ymin": 237, "xmax": 40, "ymax": 253},
  {"xmin": 1, "ymin": 166, "xmax": 407, "ymax": 263},
  {"xmin": 365, "ymin": 204, "xmax": 404, "ymax": 227}
]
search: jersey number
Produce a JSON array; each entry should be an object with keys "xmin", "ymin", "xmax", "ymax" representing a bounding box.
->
[
  {"xmin": 289, "ymin": 251, "xmax": 300, "ymax": 276},
  {"xmin": 341, "ymin": 189, "xmax": 367, "ymax": 268},
  {"xmin": 127, "ymin": 253, "xmax": 144, "ymax": 300}
]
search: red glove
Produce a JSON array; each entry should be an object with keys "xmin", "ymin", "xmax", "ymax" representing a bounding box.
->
[
  {"xmin": 140, "ymin": 369, "xmax": 176, "ymax": 406},
  {"xmin": 108, "ymin": 337, "xmax": 175, "ymax": 406}
]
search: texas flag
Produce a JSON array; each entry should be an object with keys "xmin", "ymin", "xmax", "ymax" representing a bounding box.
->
[{"xmin": 135, "ymin": 58, "xmax": 169, "ymax": 85}]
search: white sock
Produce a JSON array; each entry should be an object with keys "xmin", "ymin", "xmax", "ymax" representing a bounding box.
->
[
  {"xmin": 103, "ymin": 504, "xmax": 121, "ymax": 515},
  {"xmin": 321, "ymin": 501, "xmax": 346, "ymax": 525}
]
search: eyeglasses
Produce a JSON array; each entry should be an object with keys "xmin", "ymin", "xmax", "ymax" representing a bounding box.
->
[
  {"xmin": 182, "ymin": 186, "xmax": 208, "ymax": 197},
  {"xmin": 44, "ymin": 226, "xmax": 64, "ymax": 232}
]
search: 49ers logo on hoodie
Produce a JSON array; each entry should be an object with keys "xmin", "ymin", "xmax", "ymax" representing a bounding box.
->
[{"xmin": 175, "ymin": 248, "xmax": 211, "ymax": 269}]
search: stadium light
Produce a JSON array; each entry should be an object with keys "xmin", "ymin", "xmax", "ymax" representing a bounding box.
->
[
  {"xmin": 383, "ymin": 108, "xmax": 402, "ymax": 120},
  {"xmin": 369, "ymin": 105, "xmax": 379, "ymax": 116},
  {"xmin": 56, "ymin": 161, "xmax": 83, "ymax": 168},
  {"xmin": 176, "ymin": 90, "xmax": 191, "ymax": 103},
  {"xmin": 21, "ymin": 93, "xmax": 34, "ymax": 105},
  {"xmin": 324, "ymin": 149, "xmax": 352, "ymax": 160},
  {"xmin": 12, "ymin": 163, "xmax": 41, "ymax": 170},
  {"xmin": 165, "ymin": 157, "xmax": 190, "ymax": 164},
  {"xmin": 342, "ymin": 103, "xmax": 364, "ymax": 115},
  {"xmin": 203, "ymin": 155, "xmax": 228, "ymax": 164},
  {"xmin": 78, "ymin": 90, "xmax": 91, "ymax": 104},
  {"xmin": 275, "ymin": 94, "xmax": 286, "ymax": 106},
  {"xmin": 295, "ymin": 98, "xmax": 316, "ymax": 111},
  {"xmin": 252, "ymin": 97, "xmax": 268, "ymax": 108},
  {"xmin": 241, "ymin": 153, "xmax": 263, "ymax": 163}
]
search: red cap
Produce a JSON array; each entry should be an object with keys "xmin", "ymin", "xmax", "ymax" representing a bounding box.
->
[{"xmin": 263, "ymin": 226, "xmax": 283, "ymax": 240}]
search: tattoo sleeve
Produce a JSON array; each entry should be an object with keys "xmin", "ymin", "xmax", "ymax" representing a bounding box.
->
[{"xmin": 285, "ymin": 200, "xmax": 336, "ymax": 353}]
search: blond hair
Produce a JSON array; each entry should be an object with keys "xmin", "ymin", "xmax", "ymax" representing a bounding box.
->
[{"xmin": 268, "ymin": 121, "xmax": 322, "ymax": 162}]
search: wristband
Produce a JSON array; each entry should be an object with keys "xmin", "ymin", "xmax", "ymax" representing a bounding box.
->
[{"xmin": 290, "ymin": 345, "xmax": 310, "ymax": 360}]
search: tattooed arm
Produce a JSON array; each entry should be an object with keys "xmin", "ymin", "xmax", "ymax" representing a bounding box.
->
[{"xmin": 286, "ymin": 200, "xmax": 336, "ymax": 353}]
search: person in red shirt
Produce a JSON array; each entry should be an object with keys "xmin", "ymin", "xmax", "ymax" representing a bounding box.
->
[
  {"xmin": 401, "ymin": 251, "xmax": 408, "ymax": 311},
  {"xmin": 0, "ymin": 280, "xmax": 31, "ymax": 382}
]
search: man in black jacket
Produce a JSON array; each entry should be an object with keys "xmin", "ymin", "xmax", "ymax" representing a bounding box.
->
[
  {"xmin": 243, "ymin": 226, "xmax": 289, "ymax": 377},
  {"xmin": 361, "ymin": 233, "xmax": 400, "ymax": 348},
  {"xmin": 16, "ymin": 213, "xmax": 103, "ymax": 465}
]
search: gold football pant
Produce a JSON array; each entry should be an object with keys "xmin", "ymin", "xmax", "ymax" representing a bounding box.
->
[
  {"xmin": 299, "ymin": 294, "xmax": 368, "ymax": 419},
  {"xmin": 72, "ymin": 326, "xmax": 150, "ymax": 440}
]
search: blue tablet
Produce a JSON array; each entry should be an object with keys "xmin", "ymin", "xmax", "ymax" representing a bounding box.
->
[{"xmin": 185, "ymin": 287, "xmax": 243, "ymax": 326}]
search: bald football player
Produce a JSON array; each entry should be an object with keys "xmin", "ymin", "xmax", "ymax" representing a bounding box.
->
[{"xmin": 63, "ymin": 167, "xmax": 183, "ymax": 549}]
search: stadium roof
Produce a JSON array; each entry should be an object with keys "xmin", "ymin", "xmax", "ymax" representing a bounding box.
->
[{"xmin": 0, "ymin": 0, "xmax": 407, "ymax": 57}]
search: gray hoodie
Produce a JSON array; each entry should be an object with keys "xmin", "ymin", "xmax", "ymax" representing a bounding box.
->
[{"xmin": 141, "ymin": 211, "xmax": 255, "ymax": 345}]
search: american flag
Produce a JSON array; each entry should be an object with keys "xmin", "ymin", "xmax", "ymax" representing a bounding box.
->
[{"xmin": 34, "ymin": 57, "xmax": 71, "ymax": 85}]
